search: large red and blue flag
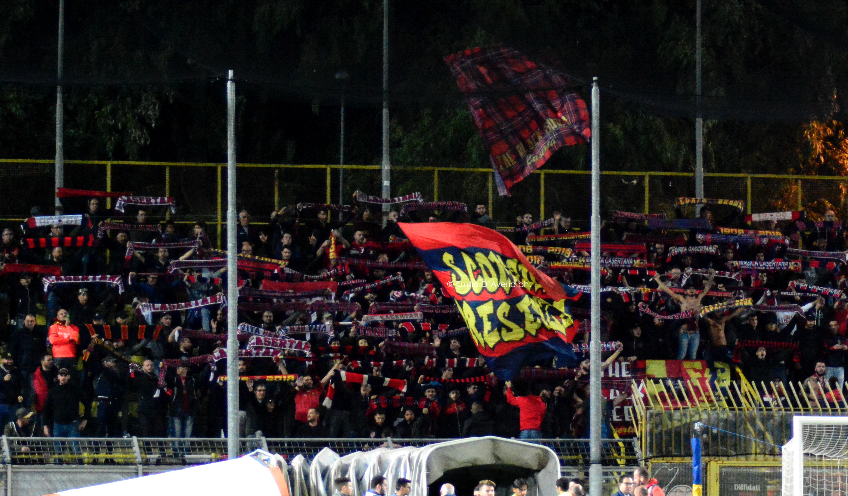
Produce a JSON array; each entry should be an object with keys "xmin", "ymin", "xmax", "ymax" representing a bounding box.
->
[
  {"xmin": 444, "ymin": 46, "xmax": 591, "ymax": 196},
  {"xmin": 399, "ymin": 222, "xmax": 580, "ymax": 379}
]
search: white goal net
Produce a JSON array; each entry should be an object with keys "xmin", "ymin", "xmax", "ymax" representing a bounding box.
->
[{"xmin": 782, "ymin": 416, "xmax": 848, "ymax": 496}]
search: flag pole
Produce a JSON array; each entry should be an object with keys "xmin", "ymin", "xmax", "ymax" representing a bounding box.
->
[{"xmin": 589, "ymin": 77, "xmax": 603, "ymax": 496}]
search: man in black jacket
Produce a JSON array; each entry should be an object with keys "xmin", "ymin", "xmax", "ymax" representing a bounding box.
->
[
  {"xmin": 461, "ymin": 402, "xmax": 496, "ymax": 437},
  {"xmin": 133, "ymin": 359, "xmax": 166, "ymax": 437},
  {"xmin": 295, "ymin": 407, "xmax": 327, "ymax": 438},
  {"xmin": 168, "ymin": 365, "xmax": 197, "ymax": 438},
  {"xmin": 42, "ymin": 368, "xmax": 87, "ymax": 437},
  {"xmin": 94, "ymin": 356, "xmax": 124, "ymax": 437},
  {"xmin": 8, "ymin": 314, "xmax": 46, "ymax": 405},
  {"xmin": 0, "ymin": 353, "xmax": 23, "ymax": 426}
]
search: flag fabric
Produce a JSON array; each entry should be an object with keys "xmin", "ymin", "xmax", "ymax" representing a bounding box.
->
[
  {"xmin": 400, "ymin": 222, "xmax": 579, "ymax": 379},
  {"xmin": 444, "ymin": 46, "xmax": 591, "ymax": 196}
]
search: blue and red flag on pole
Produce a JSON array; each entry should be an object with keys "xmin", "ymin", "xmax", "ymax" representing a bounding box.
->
[
  {"xmin": 444, "ymin": 46, "xmax": 591, "ymax": 196},
  {"xmin": 399, "ymin": 222, "xmax": 580, "ymax": 379}
]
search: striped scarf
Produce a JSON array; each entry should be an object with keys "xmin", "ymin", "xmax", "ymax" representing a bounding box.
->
[
  {"xmin": 718, "ymin": 227, "xmax": 782, "ymax": 236},
  {"xmin": 42, "ymin": 275, "xmax": 124, "ymax": 294},
  {"xmin": 369, "ymin": 302, "xmax": 458, "ymax": 314},
  {"xmin": 526, "ymin": 232, "xmax": 591, "ymax": 243},
  {"xmin": 238, "ymin": 300, "xmax": 360, "ymax": 313},
  {"xmin": 638, "ymin": 303, "xmax": 694, "ymax": 320},
  {"xmin": 399, "ymin": 201, "xmax": 467, "ymax": 217},
  {"xmin": 83, "ymin": 324, "xmax": 164, "ymax": 342},
  {"xmin": 361, "ymin": 312, "xmax": 424, "ymax": 323},
  {"xmin": 573, "ymin": 242, "xmax": 647, "ymax": 254},
  {"xmin": 419, "ymin": 375, "xmax": 490, "ymax": 384},
  {"xmin": 612, "ymin": 211, "xmax": 667, "ymax": 220},
  {"xmin": 125, "ymin": 240, "xmax": 200, "ymax": 259},
  {"xmin": 355, "ymin": 191, "xmax": 422, "ymax": 204},
  {"xmin": 357, "ymin": 326, "xmax": 399, "ymax": 338},
  {"xmin": 175, "ymin": 328, "xmax": 245, "ymax": 342},
  {"xmin": 0, "ymin": 263, "xmax": 61, "ymax": 276},
  {"xmin": 297, "ymin": 203, "xmax": 355, "ymax": 212},
  {"xmin": 647, "ymin": 219, "xmax": 713, "ymax": 230},
  {"xmin": 237, "ymin": 323, "xmax": 286, "ymax": 339},
  {"xmin": 786, "ymin": 248, "xmax": 848, "ymax": 263},
  {"xmin": 347, "ymin": 360, "xmax": 408, "ymax": 369},
  {"xmin": 422, "ymin": 357, "xmax": 476, "ymax": 368},
  {"xmin": 323, "ymin": 371, "xmax": 407, "ymax": 408},
  {"xmin": 700, "ymin": 298, "xmax": 752, "ymax": 316},
  {"xmin": 342, "ymin": 274, "xmax": 404, "ymax": 299},
  {"xmin": 248, "ymin": 335, "xmax": 312, "ymax": 353},
  {"xmin": 169, "ymin": 259, "xmax": 228, "ymax": 273},
  {"xmin": 666, "ymin": 245, "xmax": 719, "ymax": 259},
  {"xmin": 675, "ymin": 197, "xmax": 744, "ymax": 211},
  {"xmin": 25, "ymin": 235, "xmax": 96, "ymax": 249},
  {"xmin": 24, "ymin": 214, "xmax": 83, "ymax": 228},
  {"xmin": 744, "ymin": 211, "xmax": 802, "ymax": 223},
  {"xmin": 220, "ymin": 375, "xmax": 298, "ymax": 382},
  {"xmin": 210, "ymin": 348, "xmax": 302, "ymax": 362},
  {"xmin": 727, "ymin": 260, "xmax": 801, "ymax": 272},
  {"xmin": 97, "ymin": 221, "xmax": 161, "ymax": 239},
  {"xmin": 518, "ymin": 245, "xmax": 574, "ymax": 257},
  {"xmin": 240, "ymin": 287, "xmax": 332, "ymax": 300},
  {"xmin": 499, "ymin": 218, "xmax": 555, "ymax": 233},
  {"xmin": 697, "ymin": 234, "xmax": 787, "ymax": 246},
  {"xmin": 383, "ymin": 341, "xmax": 437, "ymax": 357},
  {"xmin": 337, "ymin": 257, "xmax": 427, "ymax": 270},
  {"xmin": 56, "ymin": 188, "xmax": 129, "ymax": 199},
  {"xmin": 114, "ymin": 195, "xmax": 176, "ymax": 213},
  {"xmin": 788, "ymin": 281, "xmax": 844, "ymax": 299},
  {"xmin": 434, "ymin": 327, "xmax": 470, "ymax": 338},
  {"xmin": 559, "ymin": 257, "xmax": 647, "ymax": 268},
  {"xmin": 138, "ymin": 294, "xmax": 225, "ymax": 315}
]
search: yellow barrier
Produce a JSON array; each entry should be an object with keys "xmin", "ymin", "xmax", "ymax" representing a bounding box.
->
[{"xmin": 5, "ymin": 159, "xmax": 848, "ymax": 247}]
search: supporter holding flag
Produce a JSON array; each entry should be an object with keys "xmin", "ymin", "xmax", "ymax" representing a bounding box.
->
[{"xmin": 400, "ymin": 222, "xmax": 579, "ymax": 379}]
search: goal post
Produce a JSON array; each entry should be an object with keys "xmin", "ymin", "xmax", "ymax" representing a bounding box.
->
[{"xmin": 782, "ymin": 415, "xmax": 848, "ymax": 496}]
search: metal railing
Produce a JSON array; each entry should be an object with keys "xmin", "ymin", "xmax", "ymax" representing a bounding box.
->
[
  {"xmin": 0, "ymin": 436, "xmax": 639, "ymax": 467},
  {"xmin": 4, "ymin": 158, "xmax": 848, "ymax": 247},
  {"xmin": 631, "ymin": 376, "xmax": 848, "ymax": 460}
]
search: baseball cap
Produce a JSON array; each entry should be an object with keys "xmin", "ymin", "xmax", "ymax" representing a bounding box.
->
[
  {"xmin": 15, "ymin": 408, "xmax": 34, "ymax": 420},
  {"xmin": 58, "ymin": 368, "xmax": 70, "ymax": 375}
]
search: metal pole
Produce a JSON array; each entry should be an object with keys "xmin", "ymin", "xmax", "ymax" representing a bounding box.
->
[
  {"xmin": 336, "ymin": 71, "xmax": 349, "ymax": 216},
  {"xmin": 695, "ymin": 0, "xmax": 704, "ymax": 203},
  {"xmin": 589, "ymin": 78, "xmax": 603, "ymax": 496},
  {"xmin": 55, "ymin": 0, "xmax": 65, "ymax": 207},
  {"xmin": 339, "ymin": 94, "xmax": 345, "ymax": 213},
  {"xmin": 381, "ymin": 0, "xmax": 391, "ymax": 211},
  {"xmin": 226, "ymin": 70, "xmax": 240, "ymax": 459},
  {"xmin": 692, "ymin": 423, "xmax": 703, "ymax": 496}
]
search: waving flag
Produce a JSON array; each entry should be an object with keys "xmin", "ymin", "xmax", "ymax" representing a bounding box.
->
[
  {"xmin": 400, "ymin": 222, "xmax": 579, "ymax": 379},
  {"xmin": 444, "ymin": 46, "xmax": 591, "ymax": 196}
]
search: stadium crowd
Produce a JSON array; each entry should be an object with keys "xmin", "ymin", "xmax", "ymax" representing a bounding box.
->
[{"xmin": 0, "ymin": 190, "xmax": 845, "ymax": 441}]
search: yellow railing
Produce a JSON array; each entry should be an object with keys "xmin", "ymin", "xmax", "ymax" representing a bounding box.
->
[
  {"xmin": 631, "ymin": 375, "xmax": 848, "ymax": 461},
  {"xmin": 4, "ymin": 159, "xmax": 848, "ymax": 246}
]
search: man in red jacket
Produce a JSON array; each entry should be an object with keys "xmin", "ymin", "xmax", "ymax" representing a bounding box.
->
[
  {"xmin": 504, "ymin": 380, "xmax": 546, "ymax": 440},
  {"xmin": 48, "ymin": 309, "xmax": 79, "ymax": 372}
]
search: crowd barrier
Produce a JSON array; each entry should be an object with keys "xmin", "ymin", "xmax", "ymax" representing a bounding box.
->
[
  {"xmin": 0, "ymin": 436, "xmax": 638, "ymax": 496},
  {"xmin": 4, "ymin": 159, "xmax": 848, "ymax": 246}
]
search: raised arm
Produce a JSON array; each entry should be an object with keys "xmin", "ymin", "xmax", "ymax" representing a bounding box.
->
[
  {"xmin": 697, "ymin": 273, "xmax": 716, "ymax": 303},
  {"xmin": 652, "ymin": 274, "xmax": 685, "ymax": 304}
]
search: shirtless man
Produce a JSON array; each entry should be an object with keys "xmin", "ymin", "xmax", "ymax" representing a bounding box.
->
[
  {"xmin": 703, "ymin": 307, "xmax": 744, "ymax": 362},
  {"xmin": 653, "ymin": 270, "xmax": 714, "ymax": 360}
]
